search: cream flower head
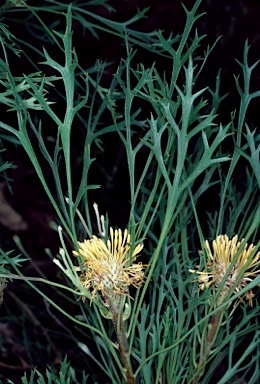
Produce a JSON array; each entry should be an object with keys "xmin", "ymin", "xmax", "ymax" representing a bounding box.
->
[
  {"xmin": 73, "ymin": 227, "xmax": 144, "ymax": 304},
  {"xmin": 190, "ymin": 235, "xmax": 260, "ymax": 306}
]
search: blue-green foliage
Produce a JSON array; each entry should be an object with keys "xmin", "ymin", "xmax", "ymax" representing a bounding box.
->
[{"xmin": 0, "ymin": 0, "xmax": 259, "ymax": 383}]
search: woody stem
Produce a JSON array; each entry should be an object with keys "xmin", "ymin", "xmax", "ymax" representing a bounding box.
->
[
  {"xmin": 192, "ymin": 309, "xmax": 223, "ymax": 384},
  {"xmin": 110, "ymin": 299, "xmax": 135, "ymax": 384}
]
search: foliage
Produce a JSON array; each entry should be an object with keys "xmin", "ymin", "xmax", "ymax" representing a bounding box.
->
[
  {"xmin": 0, "ymin": 0, "xmax": 259, "ymax": 383},
  {"xmin": 1, "ymin": 356, "xmax": 89, "ymax": 384}
]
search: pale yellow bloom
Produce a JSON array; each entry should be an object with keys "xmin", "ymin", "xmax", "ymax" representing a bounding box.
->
[
  {"xmin": 73, "ymin": 228, "xmax": 144, "ymax": 304},
  {"xmin": 190, "ymin": 235, "xmax": 260, "ymax": 306}
]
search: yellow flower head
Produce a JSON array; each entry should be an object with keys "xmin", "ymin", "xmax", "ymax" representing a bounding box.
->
[
  {"xmin": 73, "ymin": 227, "xmax": 144, "ymax": 304},
  {"xmin": 190, "ymin": 235, "xmax": 260, "ymax": 306}
]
